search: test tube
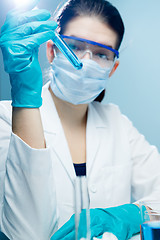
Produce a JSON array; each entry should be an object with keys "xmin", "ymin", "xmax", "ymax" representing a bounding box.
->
[
  {"xmin": 74, "ymin": 176, "xmax": 90, "ymax": 240},
  {"xmin": 53, "ymin": 32, "xmax": 83, "ymax": 70}
]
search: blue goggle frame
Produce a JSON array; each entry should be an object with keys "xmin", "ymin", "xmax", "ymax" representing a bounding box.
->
[{"xmin": 61, "ymin": 35, "xmax": 119, "ymax": 59}]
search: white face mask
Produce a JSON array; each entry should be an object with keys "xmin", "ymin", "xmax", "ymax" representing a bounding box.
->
[{"xmin": 50, "ymin": 54, "xmax": 111, "ymax": 105}]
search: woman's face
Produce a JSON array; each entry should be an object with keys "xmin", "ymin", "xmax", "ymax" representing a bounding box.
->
[
  {"xmin": 47, "ymin": 15, "xmax": 119, "ymax": 72},
  {"xmin": 63, "ymin": 15, "xmax": 118, "ymax": 51}
]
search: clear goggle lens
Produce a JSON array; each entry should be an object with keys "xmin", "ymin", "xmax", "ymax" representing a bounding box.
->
[{"xmin": 54, "ymin": 36, "xmax": 119, "ymax": 69}]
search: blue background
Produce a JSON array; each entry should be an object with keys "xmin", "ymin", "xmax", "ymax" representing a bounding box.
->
[{"xmin": 0, "ymin": 0, "xmax": 160, "ymax": 150}]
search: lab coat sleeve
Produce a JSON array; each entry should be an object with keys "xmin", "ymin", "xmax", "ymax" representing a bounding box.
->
[
  {"xmin": 0, "ymin": 102, "xmax": 58, "ymax": 240},
  {"xmin": 0, "ymin": 102, "xmax": 12, "ymax": 223},
  {"xmin": 122, "ymin": 114, "xmax": 160, "ymax": 202}
]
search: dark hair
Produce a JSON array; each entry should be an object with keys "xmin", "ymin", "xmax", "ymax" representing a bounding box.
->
[{"xmin": 56, "ymin": 0, "xmax": 125, "ymax": 102}]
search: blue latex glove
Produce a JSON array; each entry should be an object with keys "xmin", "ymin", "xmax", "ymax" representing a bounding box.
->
[
  {"xmin": 0, "ymin": 232, "xmax": 10, "ymax": 240},
  {"xmin": 51, "ymin": 204, "xmax": 142, "ymax": 240},
  {"xmin": 0, "ymin": 0, "xmax": 57, "ymax": 108}
]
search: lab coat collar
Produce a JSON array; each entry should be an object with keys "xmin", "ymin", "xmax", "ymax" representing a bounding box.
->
[
  {"xmin": 40, "ymin": 82, "xmax": 108, "ymax": 182},
  {"xmin": 86, "ymin": 102, "xmax": 108, "ymax": 176},
  {"xmin": 41, "ymin": 82, "xmax": 108, "ymax": 133},
  {"xmin": 41, "ymin": 82, "xmax": 77, "ymax": 184},
  {"xmin": 87, "ymin": 101, "xmax": 108, "ymax": 129}
]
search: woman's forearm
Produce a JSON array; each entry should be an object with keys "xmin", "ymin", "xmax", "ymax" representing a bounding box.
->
[{"xmin": 12, "ymin": 107, "xmax": 46, "ymax": 149}]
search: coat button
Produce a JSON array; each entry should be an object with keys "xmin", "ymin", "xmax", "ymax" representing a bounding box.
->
[{"xmin": 90, "ymin": 185, "xmax": 97, "ymax": 193}]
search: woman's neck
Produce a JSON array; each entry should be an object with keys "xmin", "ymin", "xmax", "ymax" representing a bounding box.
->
[{"xmin": 49, "ymin": 86, "xmax": 88, "ymax": 128}]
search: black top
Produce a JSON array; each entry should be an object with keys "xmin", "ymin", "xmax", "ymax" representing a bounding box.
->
[{"xmin": 73, "ymin": 163, "xmax": 86, "ymax": 176}]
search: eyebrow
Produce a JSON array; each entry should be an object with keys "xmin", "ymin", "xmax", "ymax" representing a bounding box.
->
[
  {"xmin": 61, "ymin": 34, "xmax": 119, "ymax": 58},
  {"xmin": 70, "ymin": 35, "xmax": 113, "ymax": 49}
]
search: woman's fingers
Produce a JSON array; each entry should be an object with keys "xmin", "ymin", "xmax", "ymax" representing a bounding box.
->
[
  {"xmin": 27, "ymin": 30, "xmax": 56, "ymax": 47},
  {"xmin": 52, "ymin": 230, "xmax": 75, "ymax": 240},
  {"xmin": 63, "ymin": 231, "xmax": 75, "ymax": 240},
  {"xmin": 91, "ymin": 224, "xmax": 104, "ymax": 239},
  {"xmin": 1, "ymin": 9, "xmax": 51, "ymax": 34},
  {"xmin": 51, "ymin": 216, "xmax": 75, "ymax": 240},
  {"xmin": 0, "ymin": 21, "xmax": 57, "ymax": 44}
]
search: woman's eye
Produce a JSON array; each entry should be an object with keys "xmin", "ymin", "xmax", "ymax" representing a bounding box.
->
[
  {"xmin": 96, "ymin": 53, "xmax": 108, "ymax": 59},
  {"xmin": 68, "ymin": 44, "xmax": 80, "ymax": 51}
]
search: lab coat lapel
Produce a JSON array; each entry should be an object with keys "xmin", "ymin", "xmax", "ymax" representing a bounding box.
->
[
  {"xmin": 40, "ymin": 82, "xmax": 76, "ymax": 184},
  {"xmin": 51, "ymin": 128, "xmax": 76, "ymax": 185},
  {"xmin": 86, "ymin": 103, "xmax": 107, "ymax": 176}
]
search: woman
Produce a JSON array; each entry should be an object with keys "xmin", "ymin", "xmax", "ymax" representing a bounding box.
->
[{"xmin": 0, "ymin": 0, "xmax": 160, "ymax": 239}]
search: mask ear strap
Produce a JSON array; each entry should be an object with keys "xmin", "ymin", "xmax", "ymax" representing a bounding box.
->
[
  {"xmin": 50, "ymin": 48, "xmax": 57, "ymax": 66},
  {"xmin": 53, "ymin": 47, "xmax": 57, "ymax": 57}
]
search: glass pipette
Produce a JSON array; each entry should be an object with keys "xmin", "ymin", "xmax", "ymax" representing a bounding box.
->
[{"xmin": 74, "ymin": 176, "xmax": 91, "ymax": 240}]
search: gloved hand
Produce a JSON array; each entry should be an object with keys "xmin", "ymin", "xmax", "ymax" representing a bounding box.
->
[
  {"xmin": 51, "ymin": 204, "xmax": 142, "ymax": 240},
  {"xmin": 0, "ymin": 0, "xmax": 57, "ymax": 108}
]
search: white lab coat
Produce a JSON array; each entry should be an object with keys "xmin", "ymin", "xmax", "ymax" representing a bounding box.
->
[{"xmin": 0, "ymin": 81, "xmax": 160, "ymax": 240}]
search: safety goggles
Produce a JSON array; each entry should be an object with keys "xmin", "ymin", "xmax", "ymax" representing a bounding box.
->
[{"xmin": 55, "ymin": 35, "xmax": 119, "ymax": 68}]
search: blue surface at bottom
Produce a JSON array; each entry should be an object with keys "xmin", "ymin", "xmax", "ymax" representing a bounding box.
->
[{"xmin": 0, "ymin": 232, "xmax": 10, "ymax": 240}]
